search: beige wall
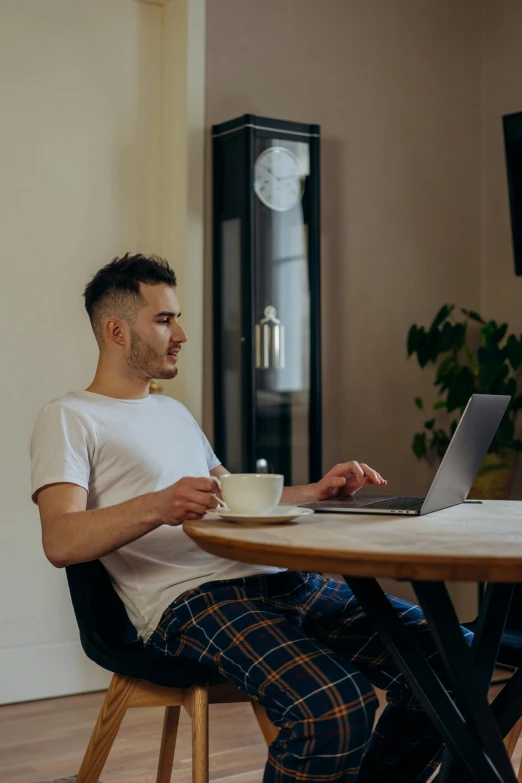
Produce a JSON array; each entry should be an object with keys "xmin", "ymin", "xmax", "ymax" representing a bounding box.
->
[
  {"xmin": 481, "ymin": 0, "xmax": 522, "ymax": 497},
  {"xmin": 204, "ymin": 0, "xmax": 483, "ymax": 619},
  {"xmin": 0, "ymin": 0, "xmax": 164, "ymax": 704},
  {"xmin": 481, "ymin": 0, "xmax": 522, "ymax": 328},
  {"xmin": 205, "ymin": 0, "xmax": 482, "ymax": 498}
]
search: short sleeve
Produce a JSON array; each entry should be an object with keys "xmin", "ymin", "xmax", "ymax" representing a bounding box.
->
[
  {"xmin": 198, "ymin": 427, "xmax": 221, "ymax": 471},
  {"xmin": 29, "ymin": 403, "xmax": 92, "ymax": 503},
  {"xmin": 184, "ymin": 410, "xmax": 220, "ymax": 471}
]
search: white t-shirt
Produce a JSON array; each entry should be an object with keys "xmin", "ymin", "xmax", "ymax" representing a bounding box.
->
[{"xmin": 29, "ymin": 391, "xmax": 282, "ymax": 641}]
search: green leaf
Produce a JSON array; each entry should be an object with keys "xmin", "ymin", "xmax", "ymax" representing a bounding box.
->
[
  {"xmin": 504, "ymin": 376, "xmax": 517, "ymax": 400},
  {"xmin": 480, "ymin": 320, "xmax": 498, "ymax": 346},
  {"xmin": 433, "ymin": 400, "xmax": 447, "ymax": 410},
  {"xmin": 430, "ymin": 304, "xmax": 454, "ymax": 332},
  {"xmin": 414, "ymin": 397, "xmax": 424, "ymax": 410},
  {"xmin": 430, "ymin": 428, "xmax": 451, "ymax": 459},
  {"xmin": 439, "ymin": 321, "xmax": 455, "ymax": 352},
  {"xmin": 424, "ymin": 419, "xmax": 435, "ymax": 430},
  {"xmin": 512, "ymin": 394, "xmax": 522, "ymax": 412},
  {"xmin": 451, "ymin": 322, "xmax": 467, "ymax": 352},
  {"xmin": 438, "ymin": 363, "xmax": 459, "ymax": 394},
  {"xmin": 407, "ymin": 325, "xmax": 419, "ymax": 357},
  {"xmin": 461, "ymin": 308, "xmax": 486, "ymax": 324},
  {"xmin": 506, "ymin": 334, "xmax": 522, "ymax": 371},
  {"xmin": 416, "ymin": 331, "xmax": 432, "ymax": 368},
  {"xmin": 435, "ymin": 354, "xmax": 455, "ymax": 385},
  {"xmin": 429, "ymin": 329, "xmax": 442, "ymax": 362},
  {"xmin": 477, "ymin": 345, "xmax": 506, "ymax": 390},
  {"xmin": 495, "ymin": 323, "xmax": 508, "ymax": 345},
  {"xmin": 495, "ymin": 414, "xmax": 515, "ymax": 450},
  {"xmin": 446, "ymin": 366, "xmax": 476, "ymax": 412},
  {"xmin": 491, "ymin": 363, "xmax": 510, "ymax": 394},
  {"xmin": 412, "ymin": 432, "xmax": 427, "ymax": 459}
]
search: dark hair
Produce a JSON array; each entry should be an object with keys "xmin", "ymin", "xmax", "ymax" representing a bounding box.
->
[{"xmin": 84, "ymin": 253, "xmax": 176, "ymax": 339}]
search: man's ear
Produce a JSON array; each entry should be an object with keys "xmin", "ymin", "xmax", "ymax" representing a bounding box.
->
[{"xmin": 105, "ymin": 318, "xmax": 126, "ymax": 346}]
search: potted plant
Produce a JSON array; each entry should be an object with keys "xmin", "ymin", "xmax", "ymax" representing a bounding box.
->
[{"xmin": 407, "ymin": 305, "xmax": 522, "ymax": 499}]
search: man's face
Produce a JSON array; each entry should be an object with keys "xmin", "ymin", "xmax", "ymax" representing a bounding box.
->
[{"xmin": 124, "ymin": 283, "xmax": 187, "ymax": 381}]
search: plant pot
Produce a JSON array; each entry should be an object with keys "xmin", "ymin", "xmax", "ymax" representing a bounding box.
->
[{"xmin": 468, "ymin": 450, "xmax": 518, "ymax": 500}]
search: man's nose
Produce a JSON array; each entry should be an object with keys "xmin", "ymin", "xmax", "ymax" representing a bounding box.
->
[{"xmin": 172, "ymin": 323, "xmax": 188, "ymax": 343}]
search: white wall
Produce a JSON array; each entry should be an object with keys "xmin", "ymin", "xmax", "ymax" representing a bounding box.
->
[{"xmin": 0, "ymin": 0, "xmax": 165, "ymax": 704}]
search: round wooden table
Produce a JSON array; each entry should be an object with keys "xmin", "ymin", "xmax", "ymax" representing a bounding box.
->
[{"xmin": 184, "ymin": 501, "xmax": 522, "ymax": 783}]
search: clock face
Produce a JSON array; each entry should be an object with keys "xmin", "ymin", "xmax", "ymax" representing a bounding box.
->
[{"xmin": 254, "ymin": 146, "xmax": 303, "ymax": 211}]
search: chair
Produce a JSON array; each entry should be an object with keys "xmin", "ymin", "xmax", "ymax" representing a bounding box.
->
[{"xmin": 66, "ymin": 560, "xmax": 278, "ymax": 783}]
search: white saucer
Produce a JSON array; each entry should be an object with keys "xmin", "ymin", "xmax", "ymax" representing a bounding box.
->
[{"xmin": 214, "ymin": 506, "xmax": 314, "ymax": 525}]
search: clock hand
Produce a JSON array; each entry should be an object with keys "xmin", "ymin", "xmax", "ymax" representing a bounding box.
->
[{"xmin": 260, "ymin": 163, "xmax": 275, "ymax": 177}]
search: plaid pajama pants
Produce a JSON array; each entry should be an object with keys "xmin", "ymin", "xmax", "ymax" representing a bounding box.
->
[{"xmin": 148, "ymin": 570, "xmax": 472, "ymax": 783}]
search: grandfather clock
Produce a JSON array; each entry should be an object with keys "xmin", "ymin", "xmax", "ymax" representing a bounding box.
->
[{"xmin": 212, "ymin": 114, "xmax": 322, "ymax": 484}]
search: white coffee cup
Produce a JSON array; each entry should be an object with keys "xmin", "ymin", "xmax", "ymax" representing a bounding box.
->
[{"xmin": 212, "ymin": 473, "xmax": 284, "ymax": 515}]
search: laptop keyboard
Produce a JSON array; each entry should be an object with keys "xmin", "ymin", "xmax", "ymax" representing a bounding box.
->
[{"xmin": 363, "ymin": 496, "xmax": 425, "ymax": 511}]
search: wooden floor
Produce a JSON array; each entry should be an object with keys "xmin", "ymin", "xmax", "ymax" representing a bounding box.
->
[{"xmin": 1, "ymin": 683, "xmax": 521, "ymax": 783}]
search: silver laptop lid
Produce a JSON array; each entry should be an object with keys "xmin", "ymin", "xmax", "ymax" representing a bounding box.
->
[{"xmin": 421, "ymin": 394, "xmax": 510, "ymax": 515}]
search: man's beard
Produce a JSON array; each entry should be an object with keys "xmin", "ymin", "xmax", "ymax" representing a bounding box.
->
[{"xmin": 125, "ymin": 330, "xmax": 178, "ymax": 381}]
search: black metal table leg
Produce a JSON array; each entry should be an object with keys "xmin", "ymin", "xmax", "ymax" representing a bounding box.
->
[
  {"xmin": 413, "ymin": 582, "xmax": 515, "ymax": 783},
  {"xmin": 435, "ymin": 583, "xmax": 514, "ymax": 783},
  {"xmin": 343, "ymin": 575, "xmax": 517, "ymax": 783},
  {"xmin": 472, "ymin": 584, "xmax": 514, "ymax": 690}
]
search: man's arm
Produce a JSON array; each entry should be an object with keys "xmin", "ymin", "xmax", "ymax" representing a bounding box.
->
[
  {"xmin": 37, "ymin": 477, "xmax": 219, "ymax": 569},
  {"xmin": 210, "ymin": 462, "xmax": 386, "ymax": 505}
]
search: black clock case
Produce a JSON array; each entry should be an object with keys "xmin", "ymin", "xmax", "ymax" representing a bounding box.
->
[{"xmin": 211, "ymin": 114, "xmax": 322, "ymax": 483}]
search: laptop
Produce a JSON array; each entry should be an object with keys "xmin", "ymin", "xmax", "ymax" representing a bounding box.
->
[{"xmin": 306, "ymin": 394, "xmax": 510, "ymax": 516}]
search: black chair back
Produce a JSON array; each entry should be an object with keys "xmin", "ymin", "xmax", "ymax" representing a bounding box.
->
[
  {"xmin": 506, "ymin": 585, "xmax": 522, "ymax": 634},
  {"xmin": 496, "ymin": 584, "xmax": 522, "ymax": 668},
  {"xmin": 66, "ymin": 559, "xmax": 134, "ymax": 650},
  {"xmin": 65, "ymin": 559, "xmax": 223, "ymax": 687}
]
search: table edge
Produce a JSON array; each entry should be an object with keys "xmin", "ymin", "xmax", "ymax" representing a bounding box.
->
[{"xmin": 184, "ymin": 522, "xmax": 522, "ymax": 582}]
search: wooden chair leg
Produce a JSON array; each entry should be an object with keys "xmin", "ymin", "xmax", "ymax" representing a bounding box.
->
[
  {"xmin": 184, "ymin": 684, "xmax": 209, "ymax": 783},
  {"xmin": 76, "ymin": 674, "xmax": 137, "ymax": 783},
  {"xmin": 250, "ymin": 699, "xmax": 279, "ymax": 745},
  {"xmin": 156, "ymin": 706, "xmax": 181, "ymax": 783},
  {"xmin": 511, "ymin": 717, "xmax": 522, "ymax": 782},
  {"xmin": 505, "ymin": 716, "xmax": 522, "ymax": 758}
]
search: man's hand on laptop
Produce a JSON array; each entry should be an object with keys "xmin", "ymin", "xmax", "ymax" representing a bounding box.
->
[
  {"xmin": 305, "ymin": 462, "xmax": 386, "ymax": 503},
  {"xmin": 156, "ymin": 477, "xmax": 219, "ymax": 524}
]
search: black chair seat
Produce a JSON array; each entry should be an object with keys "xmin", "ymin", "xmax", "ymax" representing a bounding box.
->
[
  {"xmin": 66, "ymin": 559, "xmax": 225, "ymax": 688},
  {"xmin": 463, "ymin": 620, "xmax": 522, "ymax": 670}
]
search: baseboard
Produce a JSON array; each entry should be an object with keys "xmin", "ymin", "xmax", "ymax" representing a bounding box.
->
[{"xmin": 0, "ymin": 639, "xmax": 111, "ymax": 705}]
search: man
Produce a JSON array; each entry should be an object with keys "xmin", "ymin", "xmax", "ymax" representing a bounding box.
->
[{"xmin": 30, "ymin": 253, "xmax": 450, "ymax": 782}]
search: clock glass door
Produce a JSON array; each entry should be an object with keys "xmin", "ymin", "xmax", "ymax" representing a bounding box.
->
[{"xmin": 254, "ymin": 138, "xmax": 311, "ymax": 485}]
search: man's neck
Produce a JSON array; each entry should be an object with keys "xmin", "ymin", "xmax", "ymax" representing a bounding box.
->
[
  {"xmin": 85, "ymin": 382, "xmax": 150, "ymax": 400},
  {"xmin": 86, "ymin": 365, "xmax": 150, "ymax": 400}
]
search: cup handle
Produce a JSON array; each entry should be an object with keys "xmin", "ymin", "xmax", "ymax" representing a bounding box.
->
[{"xmin": 210, "ymin": 476, "xmax": 229, "ymax": 510}]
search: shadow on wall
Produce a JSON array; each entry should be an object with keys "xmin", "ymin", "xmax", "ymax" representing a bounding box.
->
[
  {"xmin": 320, "ymin": 135, "xmax": 347, "ymax": 470},
  {"xmin": 203, "ymin": 97, "xmax": 259, "ymax": 441}
]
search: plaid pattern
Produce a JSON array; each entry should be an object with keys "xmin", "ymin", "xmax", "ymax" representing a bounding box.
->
[{"xmin": 149, "ymin": 571, "xmax": 472, "ymax": 783}]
